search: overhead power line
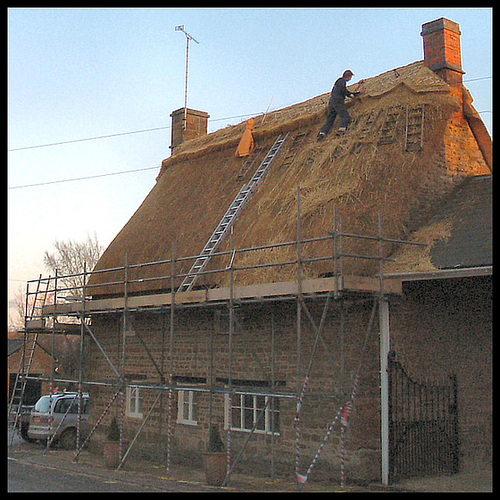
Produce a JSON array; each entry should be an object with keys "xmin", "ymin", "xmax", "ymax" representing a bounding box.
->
[
  {"xmin": 8, "ymin": 125, "xmax": 172, "ymax": 152},
  {"xmin": 8, "ymin": 113, "xmax": 256, "ymax": 152},
  {"xmin": 463, "ymin": 76, "xmax": 492, "ymax": 83},
  {"xmin": 9, "ymin": 165, "xmax": 159, "ymax": 190},
  {"xmin": 8, "ymin": 113, "xmax": 259, "ymax": 190},
  {"xmin": 9, "ymin": 75, "xmax": 491, "ymax": 153},
  {"xmin": 8, "ymin": 75, "xmax": 491, "ymax": 154}
]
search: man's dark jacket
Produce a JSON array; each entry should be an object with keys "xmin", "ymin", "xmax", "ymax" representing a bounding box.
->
[{"xmin": 330, "ymin": 77, "xmax": 354, "ymax": 101}]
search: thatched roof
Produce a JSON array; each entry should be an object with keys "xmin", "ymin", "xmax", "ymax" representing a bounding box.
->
[
  {"xmin": 386, "ymin": 174, "xmax": 492, "ymax": 274},
  {"xmin": 89, "ymin": 61, "xmax": 490, "ymax": 296}
]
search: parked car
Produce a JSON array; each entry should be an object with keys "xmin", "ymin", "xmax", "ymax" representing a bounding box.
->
[
  {"xmin": 17, "ymin": 404, "xmax": 35, "ymax": 443},
  {"xmin": 23, "ymin": 392, "xmax": 90, "ymax": 449}
]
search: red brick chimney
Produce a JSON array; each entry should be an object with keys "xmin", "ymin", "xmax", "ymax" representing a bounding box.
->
[
  {"xmin": 421, "ymin": 17, "xmax": 465, "ymax": 87},
  {"xmin": 170, "ymin": 107, "xmax": 210, "ymax": 153}
]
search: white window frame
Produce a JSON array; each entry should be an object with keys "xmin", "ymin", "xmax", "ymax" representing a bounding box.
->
[
  {"xmin": 224, "ymin": 392, "xmax": 280, "ymax": 435},
  {"xmin": 126, "ymin": 385, "xmax": 143, "ymax": 419},
  {"xmin": 177, "ymin": 389, "xmax": 198, "ymax": 426}
]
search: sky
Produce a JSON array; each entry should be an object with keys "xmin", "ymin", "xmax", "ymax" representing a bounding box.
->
[{"xmin": 7, "ymin": 7, "xmax": 492, "ymax": 327}]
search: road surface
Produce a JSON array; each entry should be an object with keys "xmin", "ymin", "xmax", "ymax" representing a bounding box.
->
[{"xmin": 8, "ymin": 456, "xmax": 168, "ymax": 492}]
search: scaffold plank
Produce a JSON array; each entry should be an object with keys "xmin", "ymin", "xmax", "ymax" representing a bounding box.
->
[{"xmin": 41, "ymin": 276, "xmax": 401, "ymax": 317}]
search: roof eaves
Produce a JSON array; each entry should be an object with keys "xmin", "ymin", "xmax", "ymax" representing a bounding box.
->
[{"xmin": 386, "ymin": 265, "xmax": 492, "ymax": 282}]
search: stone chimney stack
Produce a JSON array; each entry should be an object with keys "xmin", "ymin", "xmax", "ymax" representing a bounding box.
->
[
  {"xmin": 170, "ymin": 107, "xmax": 210, "ymax": 153},
  {"xmin": 421, "ymin": 17, "xmax": 465, "ymax": 87}
]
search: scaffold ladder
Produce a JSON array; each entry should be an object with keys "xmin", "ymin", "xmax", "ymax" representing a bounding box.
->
[
  {"xmin": 177, "ymin": 132, "xmax": 289, "ymax": 293},
  {"xmin": 8, "ymin": 276, "xmax": 50, "ymax": 439}
]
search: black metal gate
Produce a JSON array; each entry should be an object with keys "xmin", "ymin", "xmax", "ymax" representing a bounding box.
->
[{"xmin": 388, "ymin": 350, "xmax": 459, "ymax": 483}]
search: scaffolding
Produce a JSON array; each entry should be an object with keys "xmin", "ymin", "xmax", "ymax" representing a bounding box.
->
[{"xmin": 8, "ymin": 193, "xmax": 424, "ymax": 488}]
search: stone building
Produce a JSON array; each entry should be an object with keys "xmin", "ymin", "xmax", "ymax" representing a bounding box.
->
[{"xmin": 39, "ymin": 17, "xmax": 491, "ymax": 485}]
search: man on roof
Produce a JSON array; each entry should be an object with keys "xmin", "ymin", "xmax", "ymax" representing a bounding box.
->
[{"xmin": 317, "ymin": 70, "xmax": 360, "ymax": 140}]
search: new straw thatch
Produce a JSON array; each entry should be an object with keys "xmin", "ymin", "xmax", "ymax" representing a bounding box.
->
[{"xmin": 89, "ymin": 61, "xmax": 490, "ymax": 296}]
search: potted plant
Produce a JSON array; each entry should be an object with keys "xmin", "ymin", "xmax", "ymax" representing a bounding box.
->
[
  {"xmin": 203, "ymin": 425, "xmax": 227, "ymax": 486},
  {"xmin": 103, "ymin": 416, "xmax": 128, "ymax": 469}
]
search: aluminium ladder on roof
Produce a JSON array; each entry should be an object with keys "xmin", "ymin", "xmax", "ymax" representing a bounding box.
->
[
  {"xmin": 177, "ymin": 132, "xmax": 290, "ymax": 294},
  {"xmin": 236, "ymin": 145, "xmax": 266, "ymax": 181}
]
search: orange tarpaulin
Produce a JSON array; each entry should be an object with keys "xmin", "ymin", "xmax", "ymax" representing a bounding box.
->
[{"xmin": 236, "ymin": 118, "xmax": 255, "ymax": 157}]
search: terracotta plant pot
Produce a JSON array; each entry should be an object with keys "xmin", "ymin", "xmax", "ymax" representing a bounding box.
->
[
  {"xmin": 103, "ymin": 440, "xmax": 129, "ymax": 469},
  {"xmin": 203, "ymin": 451, "xmax": 227, "ymax": 486}
]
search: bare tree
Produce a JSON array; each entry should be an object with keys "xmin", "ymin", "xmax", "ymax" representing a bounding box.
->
[
  {"xmin": 43, "ymin": 232, "xmax": 104, "ymax": 293},
  {"xmin": 10, "ymin": 234, "xmax": 104, "ymax": 328}
]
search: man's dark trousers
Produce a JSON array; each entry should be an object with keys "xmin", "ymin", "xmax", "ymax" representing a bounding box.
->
[{"xmin": 319, "ymin": 98, "xmax": 351, "ymax": 135}]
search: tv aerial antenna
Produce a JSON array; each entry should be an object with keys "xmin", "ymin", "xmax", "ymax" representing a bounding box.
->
[{"xmin": 175, "ymin": 25, "xmax": 199, "ymax": 128}]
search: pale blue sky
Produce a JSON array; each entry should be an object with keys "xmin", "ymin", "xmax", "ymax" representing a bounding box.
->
[{"xmin": 7, "ymin": 8, "xmax": 492, "ymax": 325}]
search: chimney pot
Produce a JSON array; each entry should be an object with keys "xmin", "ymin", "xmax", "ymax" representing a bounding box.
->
[{"xmin": 421, "ymin": 17, "xmax": 465, "ymax": 86}]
